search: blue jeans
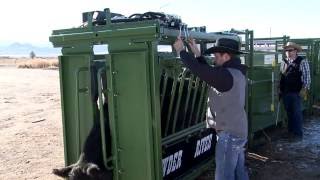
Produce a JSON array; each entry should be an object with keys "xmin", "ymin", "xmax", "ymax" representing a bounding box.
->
[
  {"xmin": 215, "ymin": 132, "xmax": 249, "ymax": 180},
  {"xmin": 282, "ymin": 92, "xmax": 303, "ymax": 136}
]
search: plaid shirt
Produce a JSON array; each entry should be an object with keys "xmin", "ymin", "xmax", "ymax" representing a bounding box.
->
[
  {"xmin": 299, "ymin": 59, "xmax": 311, "ymax": 90},
  {"xmin": 280, "ymin": 57, "xmax": 311, "ymax": 90}
]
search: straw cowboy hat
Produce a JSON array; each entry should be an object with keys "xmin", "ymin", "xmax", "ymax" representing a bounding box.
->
[{"xmin": 283, "ymin": 42, "xmax": 302, "ymax": 52}]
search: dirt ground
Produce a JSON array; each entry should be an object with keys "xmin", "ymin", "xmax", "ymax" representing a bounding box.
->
[
  {"xmin": 248, "ymin": 117, "xmax": 320, "ymax": 180},
  {"xmin": 1, "ymin": 64, "xmax": 320, "ymax": 180},
  {"xmin": 0, "ymin": 66, "xmax": 64, "ymax": 180}
]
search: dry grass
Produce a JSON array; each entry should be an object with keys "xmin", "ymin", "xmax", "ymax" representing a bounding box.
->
[
  {"xmin": 0, "ymin": 57, "xmax": 59, "ymax": 69},
  {"xmin": 16, "ymin": 58, "xmax": 59, "ymax": 69},
  {"xmin": 0, "ymin": 57, "xmax": 19, "ymax": 66}
]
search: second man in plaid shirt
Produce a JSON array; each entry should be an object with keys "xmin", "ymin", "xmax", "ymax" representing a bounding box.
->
[{"xmin": 280, "ymin": 42, "xmax": 311, "ymax": 138}]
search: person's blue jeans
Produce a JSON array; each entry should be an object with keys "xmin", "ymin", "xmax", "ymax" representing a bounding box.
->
[
  {"xmin": 215, "ymin": 131, "xmax": 249, "ymax": 180},
  {"xmin": 282, "ymin": 92, "xmax": 303, "ymax": 136}
]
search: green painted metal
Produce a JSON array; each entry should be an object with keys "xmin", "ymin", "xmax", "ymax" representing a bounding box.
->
[
  {"xmin": 107, "ymin": 48, "xmax": 157, "ymax": 180},
  {"xmin": 160, "ymin": 73, "xmax": 169, "ymax": 111},
  {"xmin": 165, "ymin": 75, "xmax": 178, "ymax": 136},
  {"xmin": 199, "ymin": 89, "xmax": 209, "ymax": 126},
  {"xmin": 97, "ymin": 67, "xmax": 113, "ymax": 170},
  {"xmin": 172, "ymin": 70, "xmax": 187, "ymax": 133},
  {"xmin": 162, "ymin": 122, "xmax": 205, "ymax": 144},
  {"xmin": 243, "ymin": 33, "xmax": 287, "ymax": 144},
  {"xmin": 158, "ymin": 58, "xmax": 211, "ymax": 135},
  {"xmin": 181, "ymin": 74, "xmax": 194, "ymax": 129},
  {"xmin": 187, "ymin": 77, "xmax": 200, "ymax": 127},
  {"xmin": 58, "ymin": 54, "xmax": 95, "ymax": 165},
  {"xmin": 249, "ymin": 66, "xmax": 281, "ymax": 132},
  {"xmin": 195, "ymin": 82, "xmax": 207, "ymax": 124}
]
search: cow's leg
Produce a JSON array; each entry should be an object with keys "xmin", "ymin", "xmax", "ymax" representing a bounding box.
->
[
  {"xmin": 52, "ymin": 164, "xmax": 74, "ymax": 178},
  {"xmin": 52, "ymin": 153, "xmax": 85, "ymax": 178}
]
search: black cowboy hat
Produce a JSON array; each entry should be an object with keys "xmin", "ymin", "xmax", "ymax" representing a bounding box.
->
[{"xmin": 205, "ymin": 38, "xmax": 247, "ymax": 55}]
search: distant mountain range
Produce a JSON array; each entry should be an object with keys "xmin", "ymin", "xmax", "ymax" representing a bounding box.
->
[{"xmin": 0, "ymin": 43, "xmax": 61, "ymax": 57}]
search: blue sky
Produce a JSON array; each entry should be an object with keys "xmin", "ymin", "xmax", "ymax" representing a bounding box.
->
[{"xmin": 0, "ymin": 0, "xmax": 319, "ymax": 46}]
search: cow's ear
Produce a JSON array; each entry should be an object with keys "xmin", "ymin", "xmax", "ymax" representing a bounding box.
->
[{"xmin": 52, "ymin": 166, "xmax": 73, "ymax": 178}]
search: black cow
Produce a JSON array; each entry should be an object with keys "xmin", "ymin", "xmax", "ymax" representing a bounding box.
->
[
  {"xmin": 53, "ymin": 62, "xmax": 112, "ymax": 180},
  {"xmin": 52, "ymin": 114, "xmax": 112, "ymax": 180}
]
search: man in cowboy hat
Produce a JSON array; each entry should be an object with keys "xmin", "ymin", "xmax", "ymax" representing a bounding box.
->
[
  {"xmin": 280, "ymin": 42, "xmax": 311, "ymax": 138},
  {"xmin": 174, "ymin": 37, "xmax": 249, "ymax": 180}
]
